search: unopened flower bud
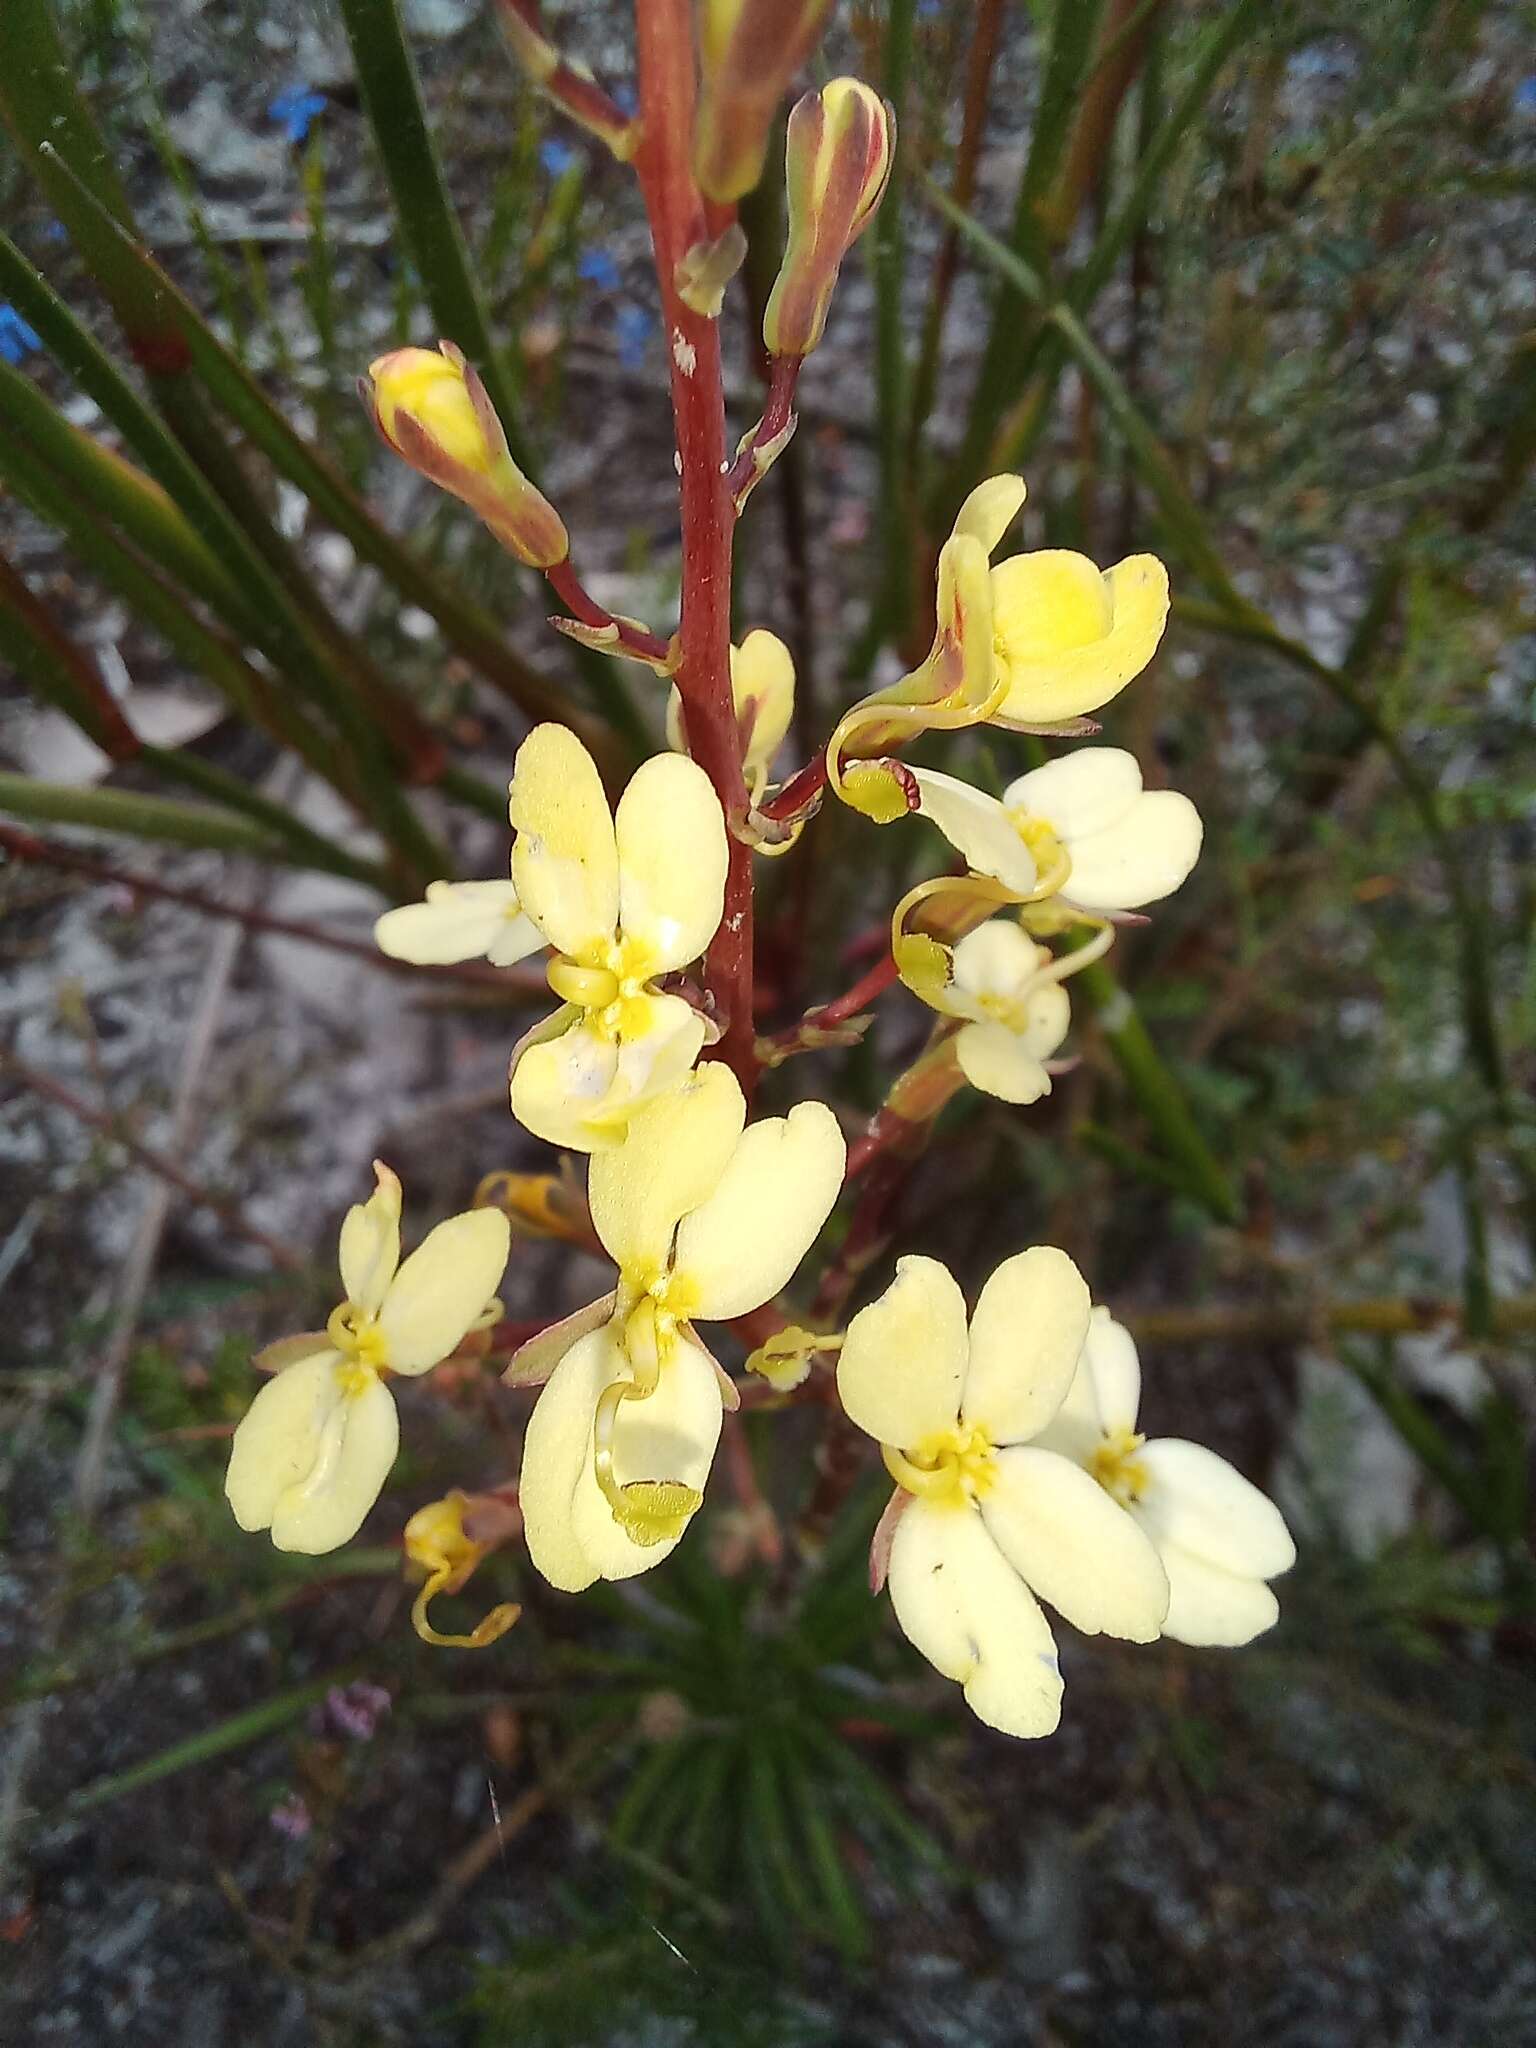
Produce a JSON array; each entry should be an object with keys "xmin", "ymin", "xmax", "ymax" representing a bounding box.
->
[
  {"xmin": 764, "ymin": 79, "xmax": 894, "ymax": 359},
  {"xmin": 693, "ymin": 0, "xmax": 834, "ymax": 203},
  {"xmin": 364, "ymin": 342, "xmax": 568, "ymax": 569}
]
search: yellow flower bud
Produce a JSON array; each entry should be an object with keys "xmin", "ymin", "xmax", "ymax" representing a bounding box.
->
[
  {"xmin": 363, "ymin": 342, "xmax": 568, "ymax": 569},
  {"xmin": 763, "ymin": 79, "xmax": 895, "ymax": 359},
  {"xmin": 693, "ymin": 0, "xmax": 835, "ymax": 203},
  {"xmin": 404, "ymin": 1489, "xmax": 521, "ymax": 1650}
]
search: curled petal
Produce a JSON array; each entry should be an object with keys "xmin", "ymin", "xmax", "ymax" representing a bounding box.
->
[
  {"xmin": 991, "ymin": 552, "xmax": 1169, "ymax": 725},
  {"xmin": 910, "ymin": 769, "xmax": 1037, "ymax": 895},
  {"xmin": 509, "ymin": 723, "xmax": 620, "ymax": 959},
  {"xmin": 674, "ymin": 1099, "xmax": 846, "ymax": 1320},
  {"xmin": 378, "ymin": 1208, "xmax": 512, "ymax": 1374},
  {"xmin": 510, "ymin": 995, "xmax": 707, "ymax": 1152},
  {"xmin": 951, "ymin": 474, "xmax": 1026, "ymax": 557},
  {"xmin": 886, "ymin": 1498, "xmax": 1063, "ymax": 1739},
  {"xmin": 374, "ymin": 879, "xmax": 544, "ymax": 967},
  {"xmin": 587, "ymin": 1060, "xmax": 745, "ymax": 1275},
  {"xmin": 981, "ymin": 1447, "xmax": 1169, "ymax": 1642},
  {"xmin": 837, "ymin": 1254, "xmax": 968, "ymax": 1449},
  {"xmin": 614, "ymin": 752, "xmax": 729, "ymax": 973},
  {"xmin": 337, "ymin": 1160, "xmax": 402, "ymax": 1315},
  {"xmin": 961, "ymin": 1245, "xmax": 1090, "ymax": 1445},
  {"xmin": 226, "ymin": 1353, "xmax": 399, "ymax": 1555}
]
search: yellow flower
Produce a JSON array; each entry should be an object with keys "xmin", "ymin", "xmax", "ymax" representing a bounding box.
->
[
  {"xmin": 838, "ymin": 1251, "xmax": 1169, "ymax": 1739},
  {"xmin": 918, "ymin": 921, "xmax": 1072, "ymax": 1104},
  {"xmin": 505, "ymin": 725, "xmax": 731, "ymax": 1150},
  {"xmin": 225, "ymin": 1164, "xmax": 510, "ymax": 1555},
  {"xmin": 666, "ymin": 628, "xmax": 796, "ymax": 804},
  {"xmin": 515, "ymin": 1062, "xmax": 846, "ymax": 1591},
  {"xmin": 403, "ymin": 1490, "xmax": 522, "ymax": 1649},
  {"xmin": 1030, "ymin": 1309, "xmax": 1295, "ymax": 1646},
  {"xmin": 375, "ymin": 878, "xmax": 545, "ymax": 968}
]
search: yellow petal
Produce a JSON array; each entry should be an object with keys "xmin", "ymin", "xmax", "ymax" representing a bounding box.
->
[
  {"xmin": 587, "ymin": 1060, "xmax": 745, "ymax": 1277},
  {"xmin": 673, "ymin": 1099, "xmax": 846, "ymax": 1320},
  {"xmin": 981, "ymin": 1447, "xmax": 1169, "ymax": 1640},
  {"xmin": 614, "ymin": 752, "xmax": 728, "ymax": 974},
  {"xmin": 990, "ymin": 551, "xmax": 1169, "ymax": 724},
  {"xmin": 374, "ymin": 879, "xmax": 543, "ymax": 967},
  {"xmin": 885, "ymin": 1497, "xmax": 1063, "ymax": 1739},
  {"xmin": 961, "ymin": 1245, "xmax": 1090, "ymax": 1444},
  {"xmin": 509, "ymin": 723, "xmax": 620, "ymax": 959},
  {"xmin": 1146, "ymin": 1538, "xmax": 1280, "ymax": 1647},
  {"xmin": 568, "ymin": 1334, "xmax": 723, "ymax": 1581},
  {"xmin": 519, "ymin": 1326, "xmax": 616, "ymax": 1593},
  {"xmin": 1080, "ymin": 1306, "xmax": 1142, "ymax": 1436},
  {"xmin": 732, "ymin": 629, "xmax": 796, "ymax": 786},
  {"xmin": 949, "ymin": 921, "xmax": 1049, "ymax": 1005},
  {"xmin": 954, "ymin": 1019, "xmax": 1054, "ymax": 1103},
  {"xmin": 378, "ymin": 1207, "xmax": 511, "ymax": 1373},
  {"xmin": 1003, "ymin": 747, "xmax": 1143, "ymax": 839},
  {"xmin": 1134, "ymin": 1439, "xmax": 1296, "ymax": 1581},
  {"xmin": 510, "ymin": 997, "xmax": 708, "ymax": 1152},
  {"xmin": 951, "ymin": 473, "xmax": 1026, "ymax": 557},
  {"xmin": 226, "ymin": 1352, "xmax": 399, "ymax": 1555},
  {"xmin": 836, "ymin": 1254, "xmax": 968, "ymax": 1448},
  {"xmin": 337, "ymin": 1159, "xmax": 401, "ymax": 1314},
  {"xmin": 911, "ymin": 769, "xmax": 1037, "ymax": 894}
]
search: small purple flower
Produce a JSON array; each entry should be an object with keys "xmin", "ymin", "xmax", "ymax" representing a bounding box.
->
[
  {"xmin": 540, "ymin": 138, "xmax": 579, "ymax": 178},
  {"xmin": 269, "ymin": 87, "xmax": 328, "ymax": 146},
  {"xmin": 578, "ymin": 248, "xmax": 622, "ymax": 293},
  {"xmin": 614, "ymin": 303, "xmax": 655, "ymax": 368},
  {"xmin": 0, "ymin": 306, "xmax": 42, "ymax": 365},
  {"xmin": 323, "ymin": 1680, "xmax": 392, "ymax": 1742},
  {"xmin": 270, "ymin": 1793, "xmax": 312, "ymax": 1841}
]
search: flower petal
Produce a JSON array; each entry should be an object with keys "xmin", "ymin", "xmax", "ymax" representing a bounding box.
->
[
  {"xmin": 1080, "ymin": 1307, "xmax": 1141, "ymax": 1436},
  {"xmin": 837, "ymin": 1254, "xmax": 968, "ymax": 1448},
  {"xmin": 674, "ymin": 1099, "xmax": 846, "ymax": 1320},
  {"xmin": 568, "ymin": 1334, "xmax": 723, "ymax": 1582},
  {"xmin": 374, "ymin": 880, "xmax": 543, "ymax": 967},
  {"xmin": 981, "ymin": 1447, "xmax": 1168, "ymax": 1640},
  {"xmin": 733, "ymin": 629, "xmax": 796, "ymax": 785},
  {"xmin": 1134, "ymin": 1438, "xmax": 1296, "ymax": 1580},
  {"xmin": 1002, "ymin": 748, "xmax": 1142, "ymax": 839},
  {"xmin": 991, "ymin": 552, "xmax": 1168, "ymax": 724},
  {"xmin": 378, "ymin": 1208, "xmax": 511, "ymax": 1373},
  {"xmin": 510, "ymin": 998, "xmax": 707, "ymax": 1151},
  {"xmin": 519, "ymin": 1326, "xmax": 615, "ymax": 1593},
  {"xmin": 1057, "ymin": 790, "xmax": 1202, "ymax": 913},
  {"xmin": 226, "ymin": 1352, "xmax": 399, "ymax": 1555},
  {"xmin": 588, "ymin": 1059, "xmax": 745, "ymax": 1276},
  {"xmin": 910, "ymin": 769, "xmax": 1037, "ymax": 894},
  {"xmin": 950, "ymin": 921, "xmax": 1048, "ymax": 1003},
  {"xmin": 503, "ymin": 1289, "xmax": 617, "ymax": 1387},
  {"xmin": 1150, "ymin": 1539, "xmax": 1281, "ymax": 1647},
  {"xmin": 954, "ymin": 1020, "xmax": 1054, "ymax": 1103},
  {"xmin": 509, "ymin": 723, "xmax": 620, "ymax": 959},
  {"xmin": 962, "ymin": 1245, "xmax": 1091, "ymax": 1444},
  {"xmin": 886, "ymin": 1498, "xmax": 1063, "ymax": 1739},
  {"xmin": 952, "ymin": 473, "xmax": 1026, "ymax": 557},
  {"xmin": 337, "ymin": 1159, "xmax": 401, "ymax": 1314},
  {"xmin": 614, "ymin": 751, "xmax": 728, "ymax": 973}
]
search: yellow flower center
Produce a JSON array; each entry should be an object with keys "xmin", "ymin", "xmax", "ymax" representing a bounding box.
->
[
  {"xmin": 327, "ymin": 1301, "xmax": 390, "ymax": 1382},
  {"xmin": 883, "ymin": 1422, "xmax": 997, "ymax": 1507},
  {"xmin": 546, "ymin": 934, "xmax": 659, "ymax": 1042},
  {"xmin": 1089, "ymin": 1427, "xmax": 1148, "ymax": 1506}
]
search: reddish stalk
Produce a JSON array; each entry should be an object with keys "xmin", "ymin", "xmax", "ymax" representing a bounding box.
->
[
  {"xmin": 543, "ymin": 557, "xmax": 674, "ymax": 668},
  {"xmin": 760, "ymin": 752, "xmax": 828, "ymax": 823},
  {"xmin": 756, "ymin": 951, "xmax": 901, "ymax": 1065},
  {"xmin": 633, "ymin": 0, "xmax": 757, "ymax": 1095}
]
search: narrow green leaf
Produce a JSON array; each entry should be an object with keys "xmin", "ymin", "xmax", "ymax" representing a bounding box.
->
[{"xmin": 0, "ymin": 775, "xmax": 339, "ymax": 868}]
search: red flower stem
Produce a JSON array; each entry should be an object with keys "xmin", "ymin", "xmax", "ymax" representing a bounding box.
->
[
  {"xmin": 760, "ymin": 752, "xmax": 828, "ymax": 822},
  {"xmin": 724, "ymin": 355, "xmax": 802, "ymax": 503},
  {"xmin": 633, "ymin": 0, "xmax": 757, "ymax": 1097},
  {"xmin": 756, "ymin": 951, "xmax": 902, "ymax": 1065},
  {"xmin": 543, "ymin": 556, "xmax": 674, "ymax": 668}
]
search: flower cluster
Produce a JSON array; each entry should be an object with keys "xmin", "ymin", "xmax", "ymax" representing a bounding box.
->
[{"xmin": 221, "ymin": 11, "xmax": 1293, "ymax": 1745}]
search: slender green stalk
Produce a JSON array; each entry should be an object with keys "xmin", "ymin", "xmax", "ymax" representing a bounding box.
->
[
  {"xmin": 137, "ymin": 751, "xmax": 392, "ymax": 889},
  {"xmin": 0, "ymin": 775, "xmax": 333, "ymax": 866}
]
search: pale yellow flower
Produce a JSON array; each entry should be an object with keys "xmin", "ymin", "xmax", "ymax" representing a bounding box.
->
[
  {"xmin": 516, "ymin": 1062, "xmax": 845, "ymax": 1591},
  {"xmin": 499, "ymin": 725, "xmax": 729, "ymax": 1149},
  {"xmin": 225, "ymin": 1164, "xmax": 510, "ymax": 1555},
  {"xmin": 838, "ymin": 1250, "xmax": 1170, "ymax": 1738},
  {"xmin": 667, "ymin": 629, "xmax": 795, "ymax": 804},
  {"xmin": 922, "ymin": 921, "xmax": 1072, "ymax": 1104},
  {"xmin": 911, "ymin": 747, "xmax": 1202, "ymax": 914},
  {"xmin": 375, "ymin": 878, "xmax": 545, "ymax": 968},
  {"xmin": 1030, "ymin": 1309, "xmax": 1295, "ymax": 1645}
]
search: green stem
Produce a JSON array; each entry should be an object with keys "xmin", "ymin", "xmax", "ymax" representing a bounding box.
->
[{"xmin": 0, "ymin": 775, "xmax": 352, "ymax": 869}]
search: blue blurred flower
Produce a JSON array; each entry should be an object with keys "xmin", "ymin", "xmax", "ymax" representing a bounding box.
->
[
  {"xmin": 269, "ymin": 87, "xmax": 328, "ymax": 146},
  {"xmin": 0, "ymin": 305, "xmax": 43, "ymax": 365},
  {"xmin": 1515, "ymin": 77, "xmax": 1536, "ymax": 114},
  {"xmin": 540, "ymin": 138, "xmax": 580, "ymax": 177},
  {"xmin": 614, "ymin": 302, "xmax": 655, "ymax": 368},
  {"xmin": 578, "ymin": 247, "xmax": 622, "ymax": 292},
  {"xmin": 612, "ymin": 82, "xmax": 638, "ymax": 117}
]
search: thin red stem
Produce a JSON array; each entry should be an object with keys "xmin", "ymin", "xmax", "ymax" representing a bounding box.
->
[
  {"xmin": 543, "ymin": 557, "xmax": 673, "ymax": 668},
  {"xmin": 756, "ymin": 951, "xmax": 901, "ymax": 1065},
  {"xmin": 761, "ymin": 753, "xmax": 828, "ymax": 823}
]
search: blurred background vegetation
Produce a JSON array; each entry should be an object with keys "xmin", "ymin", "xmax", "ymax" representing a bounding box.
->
[{"xmin": 1, "ymin": 0, "xmax": 1533, "ymax": 2040}]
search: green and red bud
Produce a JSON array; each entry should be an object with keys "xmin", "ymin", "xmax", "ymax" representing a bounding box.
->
[
  {"xmin": 692, "ymin": 0, "xmax": 834, "ymax": 204},
  {"xmin": 364, "ymin": 343, "xmax": 569, "ymax": 569},
  {"xmin": 763, "ymin": 78, "xmax": 894, "ymax": 360}
]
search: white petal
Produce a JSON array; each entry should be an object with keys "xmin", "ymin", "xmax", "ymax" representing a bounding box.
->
[
  {"xmin": 337, "ymin": 1160, "xmax": 401, "ymax": 1315},
  {"xmin": 226, "ymin": 1352, "xmax": 399, "ymax": 1555},
  {"xmin": 614, "ymin": 751, "xmax": 728, "ymax": 974},
  {"xmin": 377, "ymin": 1208, "xmax": 511, "ymax": 1373},
  {"xmin": 509, "ymin": 722, "xmax": 620, "ymax": 959},
  {"xmin": 981, "ymin": 1447, "xmax": 1168, "ymax": 1640},
  {"xmin": 1151, "ymin": 1538, "xmax": 1281, "ymax": 1648},
  {"xmin": 510, "ymin": 998, "xmax": 706, "ymax": 1151},
  {"xmin": 1134, "ymin": 1438, "xmax": 1296, "ymax": 1580},
  {"xmin": 1002, "ymin": 748, "xmax": 1142, "ymax": 839},
  {"xmin": 1080, "ymin": 1307, "xmax": 1141, "ymax": 1436},
  {"xmin": 374, "ymin": 879, "xmax": 542, "ymax": 967},
  {"xmin": 519, "ymin": 1326, "xmax": 614, "ymax": 1593},
  {"xmin": 886, "ymin": 1499, "xmax": 1063, "ymax": 1739},
  {"xmin": 836, "ymin": 1254, "xmax": 968, "ymax": 1449},
  {"xmin": 674, "ymin": 1099, "xmax": 846, "ymax": 1320},
  {"xmin": 962, "ymin": 1245, "xmax": 1091, "ymax": 1444},
  {"xmin": 950, "ymin": 921, "xmax": 1049, "ymax": 1003},
  {"xmin": 588, "ymin": 1060, "xmax": 745, "ymax": 1276},
  {"xmin": 1057, "ymin": 790, "xmax": 1203, "ymax": 913},
  {"xmin": 910, "ymin": 769, "xmax": 1037, "ymax": 894},
  {"xmin": 955, "ymin": 1020, "xmax": 1053, "ymax": 1104}
]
